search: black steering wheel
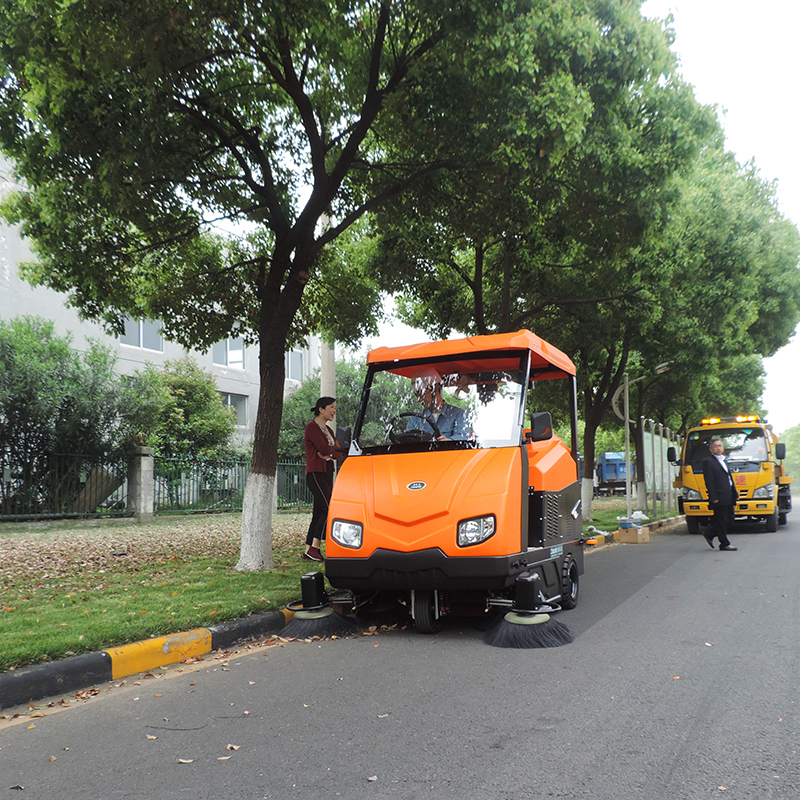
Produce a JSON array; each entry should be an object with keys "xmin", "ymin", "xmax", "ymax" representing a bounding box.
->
[{"xmin": 388, "ymin": 412, "xmax": 442, "ymax": 444}]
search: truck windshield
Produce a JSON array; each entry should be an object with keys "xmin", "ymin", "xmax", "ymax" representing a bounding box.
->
[
  {"xmin": 353, "ymin": 353, "xmax": 528, "ymax": 453},
  {"xmin": 685, "ymin": 427, "xmax": 768, "ymax": 466}
]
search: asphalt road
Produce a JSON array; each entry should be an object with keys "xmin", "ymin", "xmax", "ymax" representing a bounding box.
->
[{"xmin": 1, "ymin": 517, "xmax": 798, "ymax": 800}]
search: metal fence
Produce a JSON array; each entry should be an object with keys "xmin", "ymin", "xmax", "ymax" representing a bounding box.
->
[
  {"xmin": 153, "ymin": 457, "xmax": 312, "ymax": 514},
  {"xmin": 0, "ymin": 452, "xmax": 312, "ymax": 520},
  {"xmin": 0, "ymin": 452, "xmax": 129, "ymax": 521},
  {"xmin": 154, "ymin": 456, "xmax": 249, "ymax": 514},
  {"xmin": 277, "ymin": 459, "xmax": 313, "ymax": 509}
]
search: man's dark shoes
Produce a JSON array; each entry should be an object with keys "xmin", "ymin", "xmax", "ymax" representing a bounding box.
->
[
  {"xmin": 703, "ymin": 532, "xmax": 715, "ymax": 549},
  {"xmin": 719, "ymin": 545, "xmax": 737, "ymax": 551}
]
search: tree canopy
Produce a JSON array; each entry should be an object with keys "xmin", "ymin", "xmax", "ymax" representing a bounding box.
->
[{"xmin": 4, "ymin": 0, "xmax": 701, "ymax": 565}]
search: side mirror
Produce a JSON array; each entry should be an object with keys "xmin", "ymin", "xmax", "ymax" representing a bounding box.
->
[
  {"xmin": 667, "ymin": 446, "xmax": 683, "ymax": 466},
  {"xmin": 335, "ymin": 426, "xmax": 352, "ymax": 453},
  {"xmin": 775, "ymin": 442, "xmax": 786, "ymax": 461},
  {"xmin": 527, "ymin": 412, "xmax": 553, "ymax": 442}
]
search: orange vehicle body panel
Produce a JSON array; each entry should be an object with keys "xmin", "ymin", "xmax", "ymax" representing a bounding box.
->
[
  {"xmin": 326, "ymin": 447, "xmax": 525, "ymax": 560},
  {"xmin": 526, "ymin": 437, "xmax": 578, "ymax": 492}
]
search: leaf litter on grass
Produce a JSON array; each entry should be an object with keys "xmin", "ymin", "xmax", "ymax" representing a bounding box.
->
[{"xmin": 0, "ymin": 513, "xmax": 313, "ymax": 670}]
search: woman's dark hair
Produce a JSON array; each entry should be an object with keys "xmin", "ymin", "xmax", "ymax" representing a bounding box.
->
[{"xmin": 311, "ymin": 396, "xmax": 336, "ymax": 416}]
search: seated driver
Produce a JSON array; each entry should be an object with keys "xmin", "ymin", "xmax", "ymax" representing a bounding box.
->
[{"xmin": 407, "ymin": 366, "xmax": 468, "ymax": 441}]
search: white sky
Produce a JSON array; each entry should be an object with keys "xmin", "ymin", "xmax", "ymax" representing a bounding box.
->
[
  {"xmin": 641, "ymin": 0, "xmax": 800, "ymax": 435},
  {"xmin": 359, "ymin": 1, "xmax": 800, "ymax": 435}
]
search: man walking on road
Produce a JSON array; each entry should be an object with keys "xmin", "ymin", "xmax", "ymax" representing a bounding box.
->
[{"xmin": 703, "ymin": 437, "xmax": 738, "ymax": 551}]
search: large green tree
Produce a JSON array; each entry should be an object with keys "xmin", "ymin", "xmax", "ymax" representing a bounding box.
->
[{"xmin": 0, "ymin": 0, "xmax": 625, "ymax": 568}]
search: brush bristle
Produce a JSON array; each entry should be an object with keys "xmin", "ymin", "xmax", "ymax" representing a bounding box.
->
[
  {"xmin": 484, "ymin": 613, "xmax": 574, "ymax": 648},
  {"xmin": 282, "ymin": 608, "xmax": 360, "ymax": 640}
]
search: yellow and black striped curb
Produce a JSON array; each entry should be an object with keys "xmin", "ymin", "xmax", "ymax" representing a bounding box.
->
[{"xmin": 0, "ymin": 608, "xmax": 294, "ymax": 711}]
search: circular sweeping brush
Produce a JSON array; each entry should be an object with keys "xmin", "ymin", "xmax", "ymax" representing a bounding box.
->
[
  {"xmin": 484, "ymin": 610, "xmax": 574, "ymax": 648},
  {"xmin": 281, "ymin": 606, "xmax": 361, "ymax": 640}
]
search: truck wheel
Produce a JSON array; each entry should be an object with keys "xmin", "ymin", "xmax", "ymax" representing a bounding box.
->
[
  {"xmin": 765, "ymin": 510, "xmax": 779, "ymax": 532},
  {"xmin": 686, "ymin": 516, "xmax": 700, "ymax": 535},
  {"xmin": 560, "ymin": 557, "xmax": 579, "ymax": 610},
  {"xmin": 412, "ymin": 590, "xmax": 443, "ymax": 634},
  {"xmin": 779, "ymin": 512, "xmax": 787, "ymax": 525}
]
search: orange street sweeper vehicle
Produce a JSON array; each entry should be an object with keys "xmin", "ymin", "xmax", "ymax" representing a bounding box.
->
[{"xmin": 324, "ymin": 329, "xmax": 585, "ymax": 633}]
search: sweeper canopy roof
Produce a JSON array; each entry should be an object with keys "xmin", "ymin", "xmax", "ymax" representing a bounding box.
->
[{"xmin": 367, "ymin": 330, "xmax": 575, "ymax": 382}]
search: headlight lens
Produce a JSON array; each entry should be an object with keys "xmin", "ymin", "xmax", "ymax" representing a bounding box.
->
[
  {"xmin": 457, "ymin": 515, "xmax": 496, "ymax": 547},
  {"xmin": 753, "ymin": 484, "xmax": 774, "ymax": 499},
  {"xmin": 685, "ymin": 489, "xmax": 702, "ymax": 501},
  {"xmin": 331, "ymin": 520, "xmax": 363, "ymax": 549}
]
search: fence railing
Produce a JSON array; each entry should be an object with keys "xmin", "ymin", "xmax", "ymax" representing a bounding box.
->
[
  {"xmin": 154, "ymin": 456, "xmax": 249, "ymax": 514},
  {"xmin": 277, "ymin": 460, "xmax": 313, "ymax": 509},
  {"xmin": 153, "ymin": 457, "xmax": 312, "ymax": 514},
  {"xmin": 0, "ymin": 452, "xmax": 313, "ymax": 520},
  {"xmin": 0, "ymin": 453, "xmax": 129, "ymax": 521}
]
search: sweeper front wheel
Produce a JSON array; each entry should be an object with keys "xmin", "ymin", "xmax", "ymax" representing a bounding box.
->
[{"xmin": 412, "ymin": 590, "xmax": 443, "ymax": 634}]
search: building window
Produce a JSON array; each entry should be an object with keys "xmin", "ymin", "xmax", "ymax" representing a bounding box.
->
[
  {"xmin": 120, "ymin": 317, "xmax": 163, "ymax": 351},
  {"xmin": 221, "ymin": 393, "xmax": 247, "ymax": 426},
  {"xmin": 213, "ymin": 337, "xmax": 245, "ymax": 369},
  {"xmin": 286, "ymin": 348, "xmax": 305, "ymax": 381}
]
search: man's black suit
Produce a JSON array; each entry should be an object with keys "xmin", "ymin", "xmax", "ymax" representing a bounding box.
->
[{"xmin": 703, "ymin": 454, "xmax": 738, "ymax": 548}]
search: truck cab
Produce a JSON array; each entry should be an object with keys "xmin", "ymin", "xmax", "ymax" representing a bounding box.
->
[
  {"xmin": 669, "ymin": 415, "xmax": 793, "ymax": 533},
  {"xmin": 324, "ymin": 330, "xmax": 585, "ymax": 633}
]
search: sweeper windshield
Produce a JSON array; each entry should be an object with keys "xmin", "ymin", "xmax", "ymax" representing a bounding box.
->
[{"xmin": 351, "ymin": 349, "xmax": 539, "ymax": 454}]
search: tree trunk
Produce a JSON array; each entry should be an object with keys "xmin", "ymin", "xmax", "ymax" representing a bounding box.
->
[
  {"xmin": 581, "ymin": 411, "xmax": 600, "ymax": 523},
  {"xmin": 236, "ymin": 265, "xmax": 303, "ymax": 571}
]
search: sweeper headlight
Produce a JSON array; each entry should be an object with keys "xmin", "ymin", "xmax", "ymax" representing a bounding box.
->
[
  {"xmin": 331, "ymin": 520, "xmax": 363, "ymax": 549},
  {"xmin": 753, "ymin": 484, "xmax": 774, "ymax": 499},
  {"xmin": 684, "ymin": 488, "xmax": 702, "ymax": 501},
  {"xmin": 457, "ymin": 515, "xmax": 496, "ymax": 547}
]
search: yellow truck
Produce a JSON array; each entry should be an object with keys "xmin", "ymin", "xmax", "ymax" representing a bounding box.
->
[{"xmin": 668, "ymin": 415, "xmax": 793, "ymax": 533}]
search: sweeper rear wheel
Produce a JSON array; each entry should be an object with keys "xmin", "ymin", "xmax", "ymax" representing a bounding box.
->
[
  {"xmin": 412, "ymin": 590, "xmax": 443, "ymax": 634},
  {"xmin": 560, "ymin": 556, "xmax": 580, "ymax": 610}
]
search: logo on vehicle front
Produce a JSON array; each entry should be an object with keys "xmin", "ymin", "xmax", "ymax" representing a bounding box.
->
[{"xmin": 407, "ymin": 481, "xmax": 426, "ymax": 491}]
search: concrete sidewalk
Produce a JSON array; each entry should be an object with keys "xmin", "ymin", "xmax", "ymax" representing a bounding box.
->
[{"xmin": 0, "ymin": 608, "xmax": 293, "ymax": 711}]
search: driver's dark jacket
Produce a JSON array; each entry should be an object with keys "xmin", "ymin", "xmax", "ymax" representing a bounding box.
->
[{"xmin": 406, "ymin": 402, "xmax": 468, "ymax": 440}]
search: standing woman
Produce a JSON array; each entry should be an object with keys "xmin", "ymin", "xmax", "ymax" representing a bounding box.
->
[{"xmin": 303, "ymin": 397, "xmax": 342, "ymax": 561}]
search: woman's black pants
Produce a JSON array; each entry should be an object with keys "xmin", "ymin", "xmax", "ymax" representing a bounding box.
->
[{"xmin": 305, "ymin": 471, "xmax": 333, "ymax": 546}]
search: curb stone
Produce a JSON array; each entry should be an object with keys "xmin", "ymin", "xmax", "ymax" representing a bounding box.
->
[{"xmin": 0, "ymin": 608, "xmax": 293, "ymax": 711}]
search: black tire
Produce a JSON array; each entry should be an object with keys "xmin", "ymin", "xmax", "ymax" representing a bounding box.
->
[
  {"xmin": 779, "ymin": 512, "xmax": 787, "ymax": 525},
  {"xmin": 686, "ymin": 516, "xmax": 700, "ymax": 535},
  {"xmin": 412, "ymin": 590, "xmax": 443, "ymax": 634},
  {"xmin": 560, "ymin": 557, "xmax": 579, "ymax": 610},
  {"xmin": 765, "ymin": 509, "xmax": 778, "ymax": 532}
]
